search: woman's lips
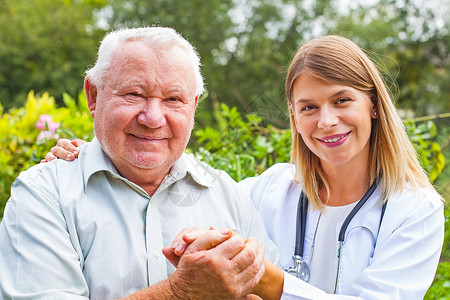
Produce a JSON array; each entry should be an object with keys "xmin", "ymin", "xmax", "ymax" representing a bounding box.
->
[{"xmin": 317, "ymin": 132, "xmax": 350, "ymax": 147}]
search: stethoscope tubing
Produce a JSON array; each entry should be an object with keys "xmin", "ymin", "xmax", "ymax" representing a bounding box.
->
[
  {"xmin": 289, "ymin": 179, "xmax": 388, "ymax": 288},
  {"xmin": 294, "ymin": 179, "xmax": 380, "ymax": 257}
]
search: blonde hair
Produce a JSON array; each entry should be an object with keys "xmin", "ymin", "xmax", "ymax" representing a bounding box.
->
[{"xmin": 285, "ymin": 35, "xmax": 434, "ymax": 209}]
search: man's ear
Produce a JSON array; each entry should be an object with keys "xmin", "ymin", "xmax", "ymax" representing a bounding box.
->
[
  {"xmin": 84, "ymin": 78, "xmax": 97, "ymax": 118},
  {"xmin": 194, "ymin": 95, "xmax": 199, "ymax": 109},
  {"xmin": 190, "ymin": 95, "xmax": 200, "ymax": 131}
]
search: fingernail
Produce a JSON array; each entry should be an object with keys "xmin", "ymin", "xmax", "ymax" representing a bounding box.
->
[
  {"xmin": 219, "ymin": 228, "xmax": 231, "ymax": 235},
  {"xmin": 67, "ymin": 154, "xmax": 73, "ymax": 160},
  {"xmin": 175, "ymin": 244, "xmax": 183, "ymax": 253},
  {"xmin": 171, "ymin": 242, "xmax": 179, "ymax": 249},
  {"xmin": 73, "ymin": 150, "xmax": 79, "ymax": 155}
]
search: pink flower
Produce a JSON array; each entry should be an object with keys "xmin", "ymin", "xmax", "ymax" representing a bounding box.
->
[
  {"xmin": 36, "ymin": 131, "xmax": 60, "ymax": 143},
  {"xmin": 36, "ymin": 114, "xmax": 60, "ymax": 133}
]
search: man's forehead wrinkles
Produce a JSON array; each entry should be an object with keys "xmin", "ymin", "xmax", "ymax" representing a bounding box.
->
[
  {"xmin": 120, "ymin": 81, "xmax": 146, "ymax": 88},
  {"xmin": 111, "ymin": 80, "xmax": 189, "ymax": 96},
  {"xmin": 111, "ymin": 81, "xmax": 145, "ymax": 93}
]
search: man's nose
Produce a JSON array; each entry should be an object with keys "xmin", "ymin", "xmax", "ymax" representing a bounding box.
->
[
  {"xmin": 317, "ymin": 106, "xmax": 339, "ymax": 129},
  {"xmin": 137, "ymin": 99, "xmax": 167, "ymax": 128}
]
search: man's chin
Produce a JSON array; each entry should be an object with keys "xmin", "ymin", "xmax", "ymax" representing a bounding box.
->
[{"xmin": 127, "ymin": 155, "xmax": 171, "ymax": 171}]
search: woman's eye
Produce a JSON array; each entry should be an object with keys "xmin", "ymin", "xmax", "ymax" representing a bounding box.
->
[
  {"xmin": 301, "ymin": 105, "xmax": 316, "ymax": 111},
  {"xmin": 336, "ymin": 97, "xmax": 350, "ymax": 104}
]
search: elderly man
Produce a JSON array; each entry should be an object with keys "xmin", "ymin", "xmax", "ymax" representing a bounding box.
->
[{"xmin": 0, "ymin": 27, "xmax": 279, "ymax": 299}]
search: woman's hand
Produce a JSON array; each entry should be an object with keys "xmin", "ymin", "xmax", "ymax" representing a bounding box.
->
[
  {"xmin": 40, "ymin": 138, "xmax": 87, "ymax": 163},
  {"xmin": 162, "ymin": 226, "xmax": 233, "ymax": 267}
]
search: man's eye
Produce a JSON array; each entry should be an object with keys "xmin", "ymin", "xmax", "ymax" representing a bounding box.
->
[
  {"xmin": 167, "ymin": 97, "xmax": 180, "ymax": 102},
  {"xmin": 127, "ymin": 92, "xmax": 141, "ymax": 97}
]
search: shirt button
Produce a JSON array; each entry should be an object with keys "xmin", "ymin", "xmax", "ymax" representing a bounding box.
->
[{"xmin": 154, "ymin": 251, "xmax": 160, "ymax": 258}]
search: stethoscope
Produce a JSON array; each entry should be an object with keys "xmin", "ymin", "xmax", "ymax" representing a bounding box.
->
[{"xmin": 285, "ymin": 179, "xmax": 387, "ymax": 291}]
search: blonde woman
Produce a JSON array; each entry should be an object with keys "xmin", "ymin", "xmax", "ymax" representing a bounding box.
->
[{"xmin": 46, "ymin": 35, "xmax": 444, "ymax": 299}]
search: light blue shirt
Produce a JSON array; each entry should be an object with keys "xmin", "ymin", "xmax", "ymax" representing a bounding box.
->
[{"xmin": 0, "ymin": 138, "xmax": 278, "ymax": 299}]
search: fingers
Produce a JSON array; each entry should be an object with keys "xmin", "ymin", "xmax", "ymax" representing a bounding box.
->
[
  {"xmin": 231, "ymin": 237, "xmax": 264, "ymax": 273},
  {"xmin": 40, "ymin": 152, "xmax": 57, "ymax": 163},
  {"xmin": 44, "ymin": 138, "xmax": 83, "ymax": 162},
  {"xmin": 53, "ymin": 139, "xmax": 79, "ymax": 160},
  {"xmin": 162, "ymin": 246, "xmax": 181, "ymax": 267},
  {"xmin": 237, "ymin": 243, "xmax": 266, "ymax": 293},
  {"xmin": 172, "ymin": 233, "xmax": 266, "ymax": 299},
  {"xmin": 71, "ymin": 139, "xmax": 87, "ymax": 148},
  {"xmin": 171, "ymin": 227, "xmax": 208, "ymax": 256},
  {"xmin": 184, "ymin": 228, "xmax": 233, "ymax": 255}
]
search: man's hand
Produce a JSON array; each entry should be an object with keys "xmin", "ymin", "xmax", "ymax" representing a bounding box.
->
[
  {"xmin": 164, "ymin": 228, "xmax": 266, "ymax": 299},
  {"xmin": 40, "ymin": 138, "xmax": 86, "ymax": 163}
]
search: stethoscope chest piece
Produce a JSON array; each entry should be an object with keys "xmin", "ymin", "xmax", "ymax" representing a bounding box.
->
[{"xmin": 285, "ymin": 255, "xmax": 310, "ymax": 282}]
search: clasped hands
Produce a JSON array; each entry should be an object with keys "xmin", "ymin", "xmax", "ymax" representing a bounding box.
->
[{"xmin": 162, "ymin": 227, "xmax": 266, "ymax": 299}]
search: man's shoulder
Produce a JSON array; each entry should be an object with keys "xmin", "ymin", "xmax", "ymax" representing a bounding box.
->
[
  {"xmin": 14, "ymin": 141, "xmax": 98, "ymax": 192},
  {"xmin": 13, "ymin": 156, "xmax": 79, "ymax": 199}
]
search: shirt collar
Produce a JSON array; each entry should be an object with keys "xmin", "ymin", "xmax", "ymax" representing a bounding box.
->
[
  {"xmin": 168, "ymin": 153, "xmax": 214, "ymax": 188},
  {"xmin": 82, "ymin": 137, "xmax": 119, "ymax": 188},
  {"xmin": 82, "ymin": 138, "xmax": 213, "ymax": 190}
]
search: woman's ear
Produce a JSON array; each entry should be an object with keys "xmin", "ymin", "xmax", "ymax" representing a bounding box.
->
[
  {"xmin": 371, "ymin": 103, "xmax": 378, "ymax": 119},
  {"xmin": 371, "ymin": 110, "xmax": 378, "ymax": 119},
  {"xmin": 84, "ymin": 78, "xmax": 97, "ymax": 118},
  {"xmin": 370, "ymin": 96, "xmax": 378, "ymax": 119}
]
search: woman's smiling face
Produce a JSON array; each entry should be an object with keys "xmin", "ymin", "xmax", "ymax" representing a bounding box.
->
[{"xmin": 291, "ymin": 73, "xmax": 376, "ymax": 170}]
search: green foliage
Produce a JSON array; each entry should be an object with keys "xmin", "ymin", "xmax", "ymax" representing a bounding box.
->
[
  {"xmin": 0, "ymin": 0, "xmax": 448, "ymax": 125},
  {"xmin": 0, "ymin": 0, "xmax": 106, "ymax": 109},
  {"xmin": 443, "ymin": 207, "xmax": 450, "ymax": 261},
  {"xmin": 425, "ymin": 261, "xmax": 450, "ymax": 300},
  {"xmin": 405, "ymin": 119, "xmax": 446, "ymax": 182},
  {"xmin": 0, "ymin": 92, "xmax": 94, "ymax": 217},
  {"xmin": 334, "ymin": 0, "xmax": 450, "ymax": 116},
  {"xmin": 189, "ymin": 103, "xmax": 291, "ymax": 181}
]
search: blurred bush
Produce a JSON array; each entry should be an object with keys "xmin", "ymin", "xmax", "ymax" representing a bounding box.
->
[{"xmin": 0, "ymin": 91, "xmax": 94, "ymax": 217}]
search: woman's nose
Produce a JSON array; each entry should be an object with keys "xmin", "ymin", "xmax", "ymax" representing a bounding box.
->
[{"xmin": 317, "ymin": 106, "xmax": 339, "ymax": 129}]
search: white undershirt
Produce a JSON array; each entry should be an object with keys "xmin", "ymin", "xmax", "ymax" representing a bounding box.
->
[{"xmin": 308, "ymin": 202, "xmax": 358, "ymax": 293}]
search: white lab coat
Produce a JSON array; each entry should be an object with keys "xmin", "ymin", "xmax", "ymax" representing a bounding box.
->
[{"xmin": 239, "ymin": 163, "xmax": 444, "ymax": 300}]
